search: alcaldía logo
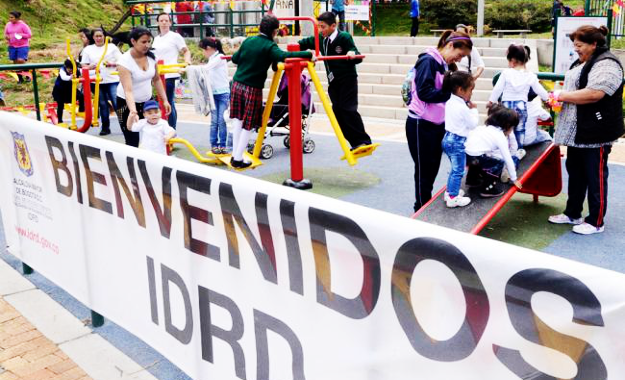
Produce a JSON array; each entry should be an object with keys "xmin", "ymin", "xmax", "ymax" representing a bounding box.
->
[{"xmin": 11, "ymin": 131, "xmax": 34, "ymax": 177}]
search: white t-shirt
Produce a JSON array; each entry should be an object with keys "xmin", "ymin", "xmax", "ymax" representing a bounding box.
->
[
  {"xmin": 153, "ymin": 31, "xmax": 187, "ymax": 79},
  {"xmin": 489, "ymin": 68, "xmax": 549, "ymax": 103},
  {"xmin": 80, "ymin": 44, "xmax": 122, "ymax": 83},
  {"xmin": 116, "ymin": 51, "xmax": 156, "ymax": 103},
  {"xmin": 444, "ymin": 94, "xmax": 479, "ymax": 137},
  {"xmin": 130, "ymin": 119, "xmax": 175, "ymax": 154},
  {"xmin": 465, "ymin": 125, "xmax": 518, "ymax": 181},
  {"xmin": 457, "ymin": 48, "xmax": 485, "ymax": 74}
]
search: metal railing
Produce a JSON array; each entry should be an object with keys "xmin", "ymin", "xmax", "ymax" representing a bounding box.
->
[
  {"xmin": 0, "ymin": 63, "xmax": 64, "ymax": 121},
  {"xmin": 586, "ymin": 0, "xmax": 623, "ymax": 38},
  {"xmin": 126, "ymin": 0, "xmax": 270, "ymax": 38}
]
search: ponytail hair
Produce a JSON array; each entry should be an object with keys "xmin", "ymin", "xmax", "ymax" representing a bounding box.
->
[
  {"xmin": 437, "ymin": 30, "xmax": 473, "ymax": 51},
  {"xmin": 570, "ymin": 25, "xmax": 609, "ymax": 47},
  {"xmin": 199, "ymin": 37, "xmax": 224, "ymax": 55},
  {"xmin": 442, "ymin": 70, "xmax": 474, "ymax": 94},
  {"xmin": 506, "ymin": 44, "xmax": 530, "ymax": 64}
]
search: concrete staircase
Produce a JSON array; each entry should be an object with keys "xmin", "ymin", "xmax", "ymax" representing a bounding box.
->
[{"xmin": 226, "ymin": 36, "xmax": 539, "ymax": 122}]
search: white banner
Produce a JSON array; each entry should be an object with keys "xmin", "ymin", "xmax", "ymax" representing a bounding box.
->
[
  {"xmin": 273, "ymin": 0, "xmax": 295, "ymax": 23},
  {"xmin": 554, "ymin": 16, "xmax": 608, "ymax": 74},
  {"xmin": 346, "ymin": 1, "xmax": 369, "ymax": 21},
  {"xmin": 2, "ymin": 112, "xmax": 625, "ymax": 380}
]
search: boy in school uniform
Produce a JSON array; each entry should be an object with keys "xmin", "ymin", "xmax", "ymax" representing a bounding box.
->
[{"xmin": 298, "ymin": 11, "xmax": 372, "ymax": 150}]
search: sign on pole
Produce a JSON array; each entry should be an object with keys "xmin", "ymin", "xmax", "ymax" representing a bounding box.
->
[
  {"xmin": 553, "ymin": 16, "xmax": 609, "ymax": 74},
  {"xmin": 345, "ymin": 0, "xmax": 369, "ymax": 21}
]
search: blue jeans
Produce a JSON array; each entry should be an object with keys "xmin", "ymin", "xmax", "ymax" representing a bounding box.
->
[
  {"xmin": 92, "ymin": 82, "xmax": 118, "ymax": 131},
  {"xmin": 166, "ymin": 78, "xmax": 178, "ymax": 128},
  {"xmin": 502, "ymin": 100, "xmax": 528, "ymax": 148},
  {"xmin": 471, "ymin": 154, "xmax": 505, "ymax": 177},
  {"xmin": 210, "ymin": 93, "xmax": 230, "ymax": 148},
  {"xmin": 442, "ymin": 132, "xmax": 467, "ymax": 197}
]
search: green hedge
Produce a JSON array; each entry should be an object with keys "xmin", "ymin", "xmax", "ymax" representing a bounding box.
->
[
  {"xmin": 376, "ymin": 0, "xmax": 553, "ymax": 34},
  {"xmin": 485, "ymin": 0, "xmax": 552, "ymax": 32}
]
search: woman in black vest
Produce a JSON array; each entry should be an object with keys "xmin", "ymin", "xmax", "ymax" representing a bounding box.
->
[{"xmin": 548, "ymin": 25, "xmax": 624, "ymax": 235}]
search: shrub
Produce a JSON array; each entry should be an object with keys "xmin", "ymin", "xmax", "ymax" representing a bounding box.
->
[
  {"xmin": 421, "ymin": 0, "xmax": 478, "ymax": 29},
  {"xmin": 485, "ymin": 0, "xmax": 552, "ymax": 33}
]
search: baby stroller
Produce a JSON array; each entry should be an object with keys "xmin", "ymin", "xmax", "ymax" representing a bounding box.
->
[{"xmin": 248, "ymin": 72, "xmax": 316, "ymax": 159}]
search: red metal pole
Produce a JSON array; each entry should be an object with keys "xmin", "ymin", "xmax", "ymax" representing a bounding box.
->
[
  {"xmin": 76, "ymin": 68, "xmax": 93, "ymax": 133},
  {"xmin": 283, "ymin": 44, "xmax": 311, "ymax": 189},
  {"xmin": 157, "ymin": 59, "xmax": 168, "ymax": 120}
]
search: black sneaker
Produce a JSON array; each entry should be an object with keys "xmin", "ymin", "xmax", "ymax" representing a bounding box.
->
[
  {"xmin": 99, "ymin": 129, "xmax": 111, "ymax": 136},
  {"xmin": 230, "ymin": 158, "xmax": 252, "ymax": 169},
  {"xmin": 479, "ymin": 181, "xmax": 504, "ymax": 198}
]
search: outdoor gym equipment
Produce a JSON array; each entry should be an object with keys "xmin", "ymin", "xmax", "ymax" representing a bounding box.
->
[
  {"xmin": 223, "ymin": 16, "xmax": 379, "ymax": 189},
  {"xmin": 64, "ymin": 37, "xmax": 93, "ymax": 132}
]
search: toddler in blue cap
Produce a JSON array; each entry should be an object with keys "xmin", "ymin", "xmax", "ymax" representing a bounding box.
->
[{"xmin": 130, "ymin": 100, "xmax": 176, "ymax": 154}]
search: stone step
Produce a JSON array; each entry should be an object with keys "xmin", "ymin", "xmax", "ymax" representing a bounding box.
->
[
  {"xmin": 263, "ymin": 75, "xmax": 494, "ymax": 90},
  {"xmin": 263, "ymin": 86, "xmax": 493, "ymax": 103},
  {"xmin": 310, "ymin": 102, "xmax": 488, "ymax": 122},
  {"xmin": 353, "ymin": 53, "xmax": 508, "ymax": 68},
  {"xmin": 228, "ymin": 65, "xmax": 504, "ymax": 81},
  {"xmin": 280, "ymin": 43, "xmax": 507, "ymax": 58},
  {"xmin": 278, "ymin": 36, "xmax": 534, "ymax": 49}
]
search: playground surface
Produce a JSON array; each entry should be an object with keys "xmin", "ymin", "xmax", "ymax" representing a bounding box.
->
[{"xmin": 2, "ymin": 106, "xmax": 625, "ymax": 379}]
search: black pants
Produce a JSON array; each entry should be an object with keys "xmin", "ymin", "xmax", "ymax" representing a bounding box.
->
[
  {"xmin": 564, "ymin": 145, "xmax": 611, "ymax": 227},
  {"xmin": 55, "ymin": 94, "xmax": 84, "ymax": 124},
  {"xmin": 165, "ymin": 78, "xmax": 178, "ymax": 128},
  {"xmin": 328, "ymin": 76, "xmax": 371, "ymax": 148},
  {"xmin": 410, "ymin": 17, "xmax": 420, "ymax": 37},
  {"xmin": 406, "ymin": 117, "xmax": 446, "ymax": 212},
  {"xmin": 332, "ymin": 10, "xmax": 346, "ymax": 31},
  {"xmin": 115, "ymin": 96, "xmax": 144, "ymax": 147}
]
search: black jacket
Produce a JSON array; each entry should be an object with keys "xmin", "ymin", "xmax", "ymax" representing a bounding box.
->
[{"xmin": 572, "ymin": 48, "xmax": 624, "ymax": 144}]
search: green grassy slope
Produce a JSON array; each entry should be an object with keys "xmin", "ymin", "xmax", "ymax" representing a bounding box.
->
[{"xmin": 0, "ymin": 0, "xmax": 127, "ymax": 62}]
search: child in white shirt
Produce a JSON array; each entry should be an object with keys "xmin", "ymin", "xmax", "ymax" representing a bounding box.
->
[
  {"xmin": 441, "ymin": 71, "xmax": 479, "ymax": 208},
  {"xmin": 488, "ymin": 44, "xmax": 549, "ymax": 148},
  {"xmin": 199, "ymin": 37, "xmax": 231, "ymax": 154},
  {"xmin": 524, "ymin": 93, "xmax": 553, "ymax": 146},
  {"xmin": 130, "ymin": 100, "xmax": 176, "ymax": 155},
  {"xmin": 465, "ymin": 105, "xmax": 523, "ymax": 198}
]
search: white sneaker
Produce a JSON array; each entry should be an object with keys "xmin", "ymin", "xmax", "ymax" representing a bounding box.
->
[
  {"xmin": 501, "ymin": 168, "xmax": 510, "ymax": 183},
  {"xmin": 516, "ymin": 149, "xmax": 526, "ymax": 160},
  {"xmin": 548, "ymin": 214, "xmax": 584, "ymax": 225},
  {"xmin": 572, "ymin": 222, "xmax": 605, "ymax": 235},
  {"xmin": 446, "ymin": 195, "xmax": 471, "ymax": 208},
  {"xmin": 444, "ymin": 189, "xmax": 465, "ymax": 202}
]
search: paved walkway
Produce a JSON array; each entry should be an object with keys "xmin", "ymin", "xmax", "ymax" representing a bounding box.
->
[{"xmin": 0, "ymin": 296, "xmax": 90, "ymax": 380}]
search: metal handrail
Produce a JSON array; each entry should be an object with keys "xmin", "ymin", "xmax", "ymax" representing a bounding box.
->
[{"xmin": 0, "ymin": 63, "xmax": 64, "ymax": 121}]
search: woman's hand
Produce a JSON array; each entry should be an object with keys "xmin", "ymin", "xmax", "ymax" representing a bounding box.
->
[{"xmin": 163, "ymin": 102, "xmax": 172, "ymax": 116}]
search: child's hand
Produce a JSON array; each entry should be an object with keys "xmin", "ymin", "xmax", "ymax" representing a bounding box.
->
[
  {"xmin": 486, "ymin": 101, "xmax": 493, "ymax": 109},
  {"xmin": 467, "ymin": 101, "xmax": 477, "ymax": 109},
  {"xmin": 127, "ymin": 111, "xmax": 139, "ymax": 129},
  {"xmin": 513, "ymin": 180, "xmax": 523, "ymax": 190},
  {"xmin": 346, "ymin": 51, "xmax": 356, "ymax": 59}
]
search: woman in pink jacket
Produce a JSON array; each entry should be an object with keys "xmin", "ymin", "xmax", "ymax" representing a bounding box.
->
[{"xmin": 4, "ymin": 11, "xmax": 32, "ymax": 83}]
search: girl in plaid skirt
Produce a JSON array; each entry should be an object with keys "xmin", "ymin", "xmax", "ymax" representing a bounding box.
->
[{"xmin": 229, "ymin": 14, "xmax": 313, "ymax": 168}]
